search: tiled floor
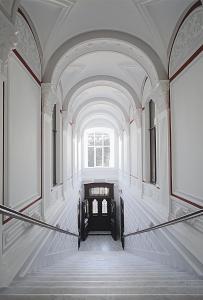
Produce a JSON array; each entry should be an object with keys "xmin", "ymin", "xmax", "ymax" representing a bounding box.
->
[{"xmin": 80, "ymin": 235, "xmax": 123, "ymax": 252}]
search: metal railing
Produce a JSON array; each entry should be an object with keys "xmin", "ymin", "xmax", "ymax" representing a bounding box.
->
[
  {"xmin": 124, "ymin": 209, "xmax": 203, "ymax": 238},
  {"xmin": 0, "ymin": 204, "xmax": 78, "ymax": 237}
]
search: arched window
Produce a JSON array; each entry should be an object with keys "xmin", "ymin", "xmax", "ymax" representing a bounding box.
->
[
  {"xmin": 85, "ymin": 128, "xmax": 114, "ymax": 168},
  {"xmin": 149, "ymin": 100, "xmax": 156, "ymax": 184},
  {"xmin": 102, "ymin": 199, "xmax": 108, "ymax": 214},
  {"xmin": 92, "ymin": 199, "xmax": 98, "ymax": 214}
]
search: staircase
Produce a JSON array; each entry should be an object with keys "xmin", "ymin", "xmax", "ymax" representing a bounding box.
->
[{"xmin": 1, "ymin": 236, "xmax": 203, "ymax": 299}]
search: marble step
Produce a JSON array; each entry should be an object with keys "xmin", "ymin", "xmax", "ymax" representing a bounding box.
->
[
  {"xmin": 21, "ymin": 274, "xmax": 194, "ymax": 281},
  {"xmin": 1, "ymin": 295, "xmax": 203, "ymax": 300},
  {"xmin": 27, "ymin": 271, "xmax": 192, "ymax": 277},
  {"xmin": 1, "ymin": 286, "xmax": 203, "ymax": 295},
  {"xmin": 10, "ymin": 279, "xmax": 203, "ymax": 288}
]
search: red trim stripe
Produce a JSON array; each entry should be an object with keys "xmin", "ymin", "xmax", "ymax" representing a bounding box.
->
[{"xmin": 12, "ymin": 50, "xmax": 41, "ymax": 86}]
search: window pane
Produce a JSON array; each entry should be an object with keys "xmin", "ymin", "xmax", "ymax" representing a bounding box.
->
[
  {"xmin": 103, "ymin": 134, "xmax": 110, "ymax": 146},
  {"xmin": 88, "ymin": 147, "xmax": 94, "ymax": 167},
  {"xmin": 88, "ymin": 134, "xmax": 94, "ymax": 146},
  {"xmin": 95, "ymin": 134, "xmax": 102, "ymax": 146},
  {"xmin": 102, "ymin": 199, "xmax": 108, "ymax": 214},
  {"xmin": 104, "ymin": 147, "xmax": 110, "ymax": 167},
  {"xmin": 96, "ymin": 147, "xmax": 102, "ymax": 166},
  {"xmin": 92, "ymin": 199, "xmax": 98, "ymax": 214}
]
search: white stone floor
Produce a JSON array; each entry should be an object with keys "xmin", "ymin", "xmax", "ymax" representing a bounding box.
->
[{"xmin": 79, "ymin": 235, "xmax": 123, "ymax": 252}]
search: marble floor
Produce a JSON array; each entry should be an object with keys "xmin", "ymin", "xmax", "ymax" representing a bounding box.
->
[{"xmin": 79, "ymin": 235, "xmax": 123, "ymax": 252}]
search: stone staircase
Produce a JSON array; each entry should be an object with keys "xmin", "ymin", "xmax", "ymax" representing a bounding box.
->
[{"xmin": 1, "ymin": 236, "xmax": 203, "ymax": 299}]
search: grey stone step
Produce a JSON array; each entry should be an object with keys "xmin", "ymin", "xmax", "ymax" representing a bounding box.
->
[
  {"xmin": 10, "ymin": 279, "xmax": 203, "ymax": 288},
  {"xmin": 1, "ymin": 295, "xmax": 203, "ymax": 300},
  {"xmin": 1, "ymin": 286, "xmax": 203, "ymax": 295},
  {"xmin": 21, "ymin": 274, "xmax": 194, "ymax": 281}
]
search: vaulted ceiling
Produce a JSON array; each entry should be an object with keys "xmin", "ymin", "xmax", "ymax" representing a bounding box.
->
[{"xmin": 20, "ymin": 0, "xmax": 194, "ymax": 70}]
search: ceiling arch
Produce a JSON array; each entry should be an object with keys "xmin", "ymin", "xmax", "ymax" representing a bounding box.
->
[
  {"xmin": 63, "ymin": 75, "xmax": 141, "ymax": 112},
  {"xmin": 72, "ymin": 97, "xmax": 129, "ymax": 124},
  {"xmin": 43, "ymin": 30, "xmax": 167, "ymax": 86}
]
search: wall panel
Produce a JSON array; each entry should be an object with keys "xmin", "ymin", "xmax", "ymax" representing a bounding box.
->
[
  {"xmin": 170, "ymin": 52, "xmax": 203, "ymax": 205},
  {"xmin": 5, "ymin": 53, "xmax": 41, "ymax": 209}
]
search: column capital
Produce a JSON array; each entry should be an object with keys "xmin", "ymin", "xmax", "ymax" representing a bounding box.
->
[
  {"xmin": 62, "ymin": 110, "xmax": 73, "ymax": 129},
  {"xmin": 150, "ymin": 80, "xmax": 169, "ymax": 113},
  {"xmin": 134, "ymin": 108, "xmax": 142, "ymax": 128},
  {"xmin": 41, "ymin": 83, "xmax": 58, "ymax": 116},
  {"xmin": 0, "ymin": 10, "xmax": 18, "ymax": 76}
]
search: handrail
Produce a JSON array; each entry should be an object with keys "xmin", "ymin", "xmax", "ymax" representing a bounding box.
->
[
  {"xmin": 0, "ymin": 204, "xmax": 78, "ymax": 237},
  {"xmin": 124, "ymin": 209, "xmax": 203, "ymax": 238}
]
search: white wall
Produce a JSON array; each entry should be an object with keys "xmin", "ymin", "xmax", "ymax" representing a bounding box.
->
[
  {"xmin": 170, "ymin": 53, "xmax": 203, "ymax": 205},
  {"xmin": 5, "ymin": 53, "xmax": 41, "ymax": 209}
]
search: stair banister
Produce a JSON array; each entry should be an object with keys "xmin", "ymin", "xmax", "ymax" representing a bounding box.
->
[
  {"xmin": 0, "ymin": 204, "xmax": 78, "ymax": 237},
  {"xmin": 124, "ymin": 209, "xmax": 203, "ymax": 238}
]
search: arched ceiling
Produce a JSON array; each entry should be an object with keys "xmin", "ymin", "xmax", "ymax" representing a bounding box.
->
[
  {"xmin": 16, "ymin": 0, "xmax": 196, "ymax": 137},
  {"xmin": 20, "ymin": 0, "xmax": 194, "ymax": 70}
]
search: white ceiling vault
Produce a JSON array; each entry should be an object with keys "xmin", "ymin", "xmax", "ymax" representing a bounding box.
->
[{"xmin": 6, "ymin": 0, "xmax": 196, "ymax": 134}]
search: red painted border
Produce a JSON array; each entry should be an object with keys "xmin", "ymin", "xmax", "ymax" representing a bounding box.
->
[
  {"xmin": 12, "ymin": 49, "xmax": 41, "ymax": 86},
  {"xmin": 3, "ymin": 11, "xmax": 42, "ymax": 224},
  {"xmin": 170, "ymin": 45, "xmax": 203, "ymax": 82},
  {"xmin": 168, "ymin": 0, "xmax": 202, "ymax": 78},
  {"xmin": 168, "ymin": 1, "xmax": 203, "ymax": 210}
]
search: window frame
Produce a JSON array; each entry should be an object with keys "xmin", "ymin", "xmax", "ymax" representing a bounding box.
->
[{"xmin": 84, "ymin": 128, "xmax": 114, "ymax": 168}]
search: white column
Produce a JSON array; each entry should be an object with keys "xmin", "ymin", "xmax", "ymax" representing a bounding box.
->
[
  {"xmin": 134, "ymin": 108, "xmax": 142, "ymax": 197},
  {"xmin": 151, "ymin": 80, "xmax": 170, "ymax": 215},
  {"xmin": 41, "ymin": 83, "xmax": 58, "ymax": 218}
]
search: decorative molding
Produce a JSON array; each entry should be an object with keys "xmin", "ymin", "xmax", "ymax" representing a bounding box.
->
[
  {"xmin": 0, "ymin": 0, "xmax": 15, "ymax": 18},
  {"xmin": 148, "ymin": 80, "xmax": 169, "ymax": 113},
  {"xmin": 42, "ymin": 83, "xmax": 58, "ymax": 116},
  {"xmin": 15, "ymin": 12, "xmax": 41, "ymax": 79},
  {"xmin": 169, "ymin": 6, "xmax": 203, "ymax": 78},
  {"xmin": 0, "ymin": 9, "xmax": 17, "ymax": 75}
]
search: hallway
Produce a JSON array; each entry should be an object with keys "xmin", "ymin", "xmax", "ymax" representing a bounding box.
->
[{"xmin": 0, "ymin": 0, "xmax": 203, "ymax": 298}]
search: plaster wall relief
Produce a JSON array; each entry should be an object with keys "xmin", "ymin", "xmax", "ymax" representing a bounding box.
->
[
  {"xmin": 2, "ymin": 201, "xmax": 41, "ymax": 253},
  {"xmin": 0, "ymin": 0, "xmax": 15, "ymax": 19},
  {"xmin": 15, "ymin": 12, "xmax": 41, "ymax": 79},
  {"xmin": 0, "ymin": 9, "xmax": 17, "ymax": 76},
  {"xmin": 169, "ymin": 6, "xmax": 203, "ymax": 78}
]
